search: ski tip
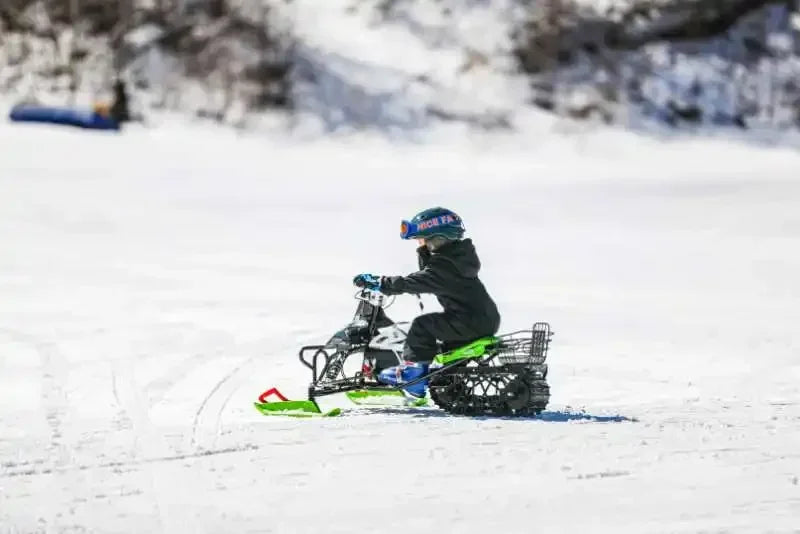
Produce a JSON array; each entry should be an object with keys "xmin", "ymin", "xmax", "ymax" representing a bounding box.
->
[{"xmin": 258, "ymin": 387, "xmax": 289, "ymax": 403}]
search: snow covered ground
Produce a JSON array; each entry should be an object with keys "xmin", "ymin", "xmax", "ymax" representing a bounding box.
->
[{"xmin": 1, "ymin": 122, "xmax": 800, "ymax": 533}]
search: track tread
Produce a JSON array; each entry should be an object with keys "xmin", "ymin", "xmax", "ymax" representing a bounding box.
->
[{"xmin": 429, "ymin": 367, "xmax": 550, "ymax": 417}]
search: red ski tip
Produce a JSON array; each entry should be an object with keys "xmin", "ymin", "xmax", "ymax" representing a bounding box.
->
[{"xmin": 258, "ymin": 387, "xmax": 289, "ymax": 403}]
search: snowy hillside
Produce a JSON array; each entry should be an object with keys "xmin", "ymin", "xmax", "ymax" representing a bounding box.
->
[
  {"xmin": 4, "ymin": 0, "xmax": 800, "ymax": 135},
  {"xmin": 2, "ymin": 121, "xmax": 799, "ymax": 532},
  {"xmin": 0, "ymin": 0, "xmax": 531, "ymax": 131},
  {"xmin": 520, "ymin": 1, "xmax": 800, "ymax": 132},
  {"xmin": 287, "ymin": 0, "xmax": 529, "ymax": 133}
]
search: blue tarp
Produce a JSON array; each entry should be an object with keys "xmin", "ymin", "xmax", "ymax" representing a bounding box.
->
[{"xmin": 9, "ymin": 105, "xmax": 120, "ymax": 131}]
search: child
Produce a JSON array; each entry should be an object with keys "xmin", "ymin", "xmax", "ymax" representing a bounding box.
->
[{"xmin": 353, "ymin": 207, "xmax": 501, "ymax": 396}]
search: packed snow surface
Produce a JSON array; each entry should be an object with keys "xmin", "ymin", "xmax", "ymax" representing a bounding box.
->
[{"xmin": 1, "ymin": 123, "xmax": 799, "ymax": 533}]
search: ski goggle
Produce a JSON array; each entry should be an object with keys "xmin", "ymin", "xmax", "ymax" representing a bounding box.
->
[
  {"xmin": 400, "ymin": 220, "xmax": 417, "ymax": 239},
  {"xmin": 400, "ymin": 214, "xmax": 462, "ymax": 239}
]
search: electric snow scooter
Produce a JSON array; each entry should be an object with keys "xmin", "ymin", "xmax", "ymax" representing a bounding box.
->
[{"xmin": 255, "ymin": 288, "xmax": 553, "ymax": 417}]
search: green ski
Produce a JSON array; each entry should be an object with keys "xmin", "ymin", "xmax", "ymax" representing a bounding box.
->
[
  {"xmin": 253, "ymin": 400, "xmax": 341, "ymax": 418},
  {"xmin": 345, "ymin": 389, "xmax": 428, "ymax": 407}
]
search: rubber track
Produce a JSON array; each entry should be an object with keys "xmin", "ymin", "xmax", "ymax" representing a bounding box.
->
[{"xmin": 428, "ymin": 368, "xmax": 549, "ymax": 417}]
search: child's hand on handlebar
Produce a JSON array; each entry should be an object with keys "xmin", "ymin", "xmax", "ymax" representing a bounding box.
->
[{"xmin": 352, "ymin": 274, "xmax": 381, "ymax": 290}]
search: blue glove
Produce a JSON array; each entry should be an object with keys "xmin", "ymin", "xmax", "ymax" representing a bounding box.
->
[{"xmin": 353, "ymin": 273, "xmax": 381, "ymax": 290}]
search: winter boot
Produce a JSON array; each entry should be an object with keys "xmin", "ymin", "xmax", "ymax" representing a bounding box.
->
[{"xmin": 377, "ymin": 361, "xmax": 429, "ymax": 398}]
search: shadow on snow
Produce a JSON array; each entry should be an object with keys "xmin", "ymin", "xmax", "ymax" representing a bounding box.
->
[
  {"xmin": 536, "ymin": 410, "xmax": 636, "ymax": 423},
  {"xmin": 352, "ymin": 407, "xmax": 637, "ymax": 423}
]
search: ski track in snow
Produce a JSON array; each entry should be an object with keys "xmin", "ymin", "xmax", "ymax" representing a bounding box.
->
[{"xmin": 1, "ymin": 123, "xmax": 800, "ymax": 533}]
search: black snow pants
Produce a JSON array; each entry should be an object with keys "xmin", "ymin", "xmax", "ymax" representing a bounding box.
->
[{"xmin": 403, "ymin": 312, "xmax": 498, "ymax": 363}]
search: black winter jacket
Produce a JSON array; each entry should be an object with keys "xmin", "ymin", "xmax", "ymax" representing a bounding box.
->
[{"xmin": 380, "ymin": 239, "xmax": 501, "ymax": 333}]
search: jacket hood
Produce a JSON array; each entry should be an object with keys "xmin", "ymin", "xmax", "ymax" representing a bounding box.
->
[{"xmin": 432, "ymin": 238, "xmax": 481, "ymax": 278}]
